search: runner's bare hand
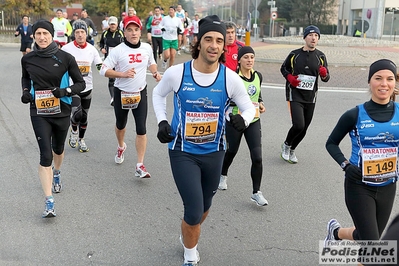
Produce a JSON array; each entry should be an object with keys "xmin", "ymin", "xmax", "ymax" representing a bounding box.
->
[{"xmin": 124, "ymin": 68, "xmax": 136, "ymax": 78}]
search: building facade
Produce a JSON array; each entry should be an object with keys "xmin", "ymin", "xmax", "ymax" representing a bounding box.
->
[{"xmin": 338, "ymin": 0, "xmax": 399, "ymax": 39}]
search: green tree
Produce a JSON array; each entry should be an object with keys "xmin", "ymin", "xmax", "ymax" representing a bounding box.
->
[
  {"xmin": 1, "ymin": 0, "xmax": 53, "ymax": 15},
  {"xmin": 275, "ymin": 0, "xmax": 293, "ymax": 22},
  {"xmin": 294, "ymin": 0, "xmax": 337, "ymax": 25},
  {"xmin": 83, "ymin": 0, "xmax": 177, "ymax": 19},
  {"xmin": 269, "ymin": 0, "xmax": 337, "ymax": 25},
  {"xmin": 256, "ymin": 0, "xmax": 337, "ymax": 25}
]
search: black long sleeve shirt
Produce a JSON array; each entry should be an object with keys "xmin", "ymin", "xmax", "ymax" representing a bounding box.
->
[
  {"xmin": 99, "ymin": 29, "xmax": 124, "ymax": 58},
  {"xmin": 21, "ymin": 49, "xmax": 85, "ymax": 117},
  {"xmin": 326, "ymin": 100, "xmax": 395, "ymax": 166},
  {"xmin": 280, "ymin": 47, "xmax": 330, "ymax": 103}
]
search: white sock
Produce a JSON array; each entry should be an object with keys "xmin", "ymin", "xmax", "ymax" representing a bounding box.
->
[
  {"xmin": 136, "ymin": 163, "xmax": 143, "ymax": 168},
  {"xmin": 184, "ymin": 245, "xmax": 198, "ymax": 262}
]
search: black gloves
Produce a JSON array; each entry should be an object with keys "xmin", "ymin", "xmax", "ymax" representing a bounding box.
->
[
  {"xmin": 157, "ymin": 120, "xmax": 174, "ymax": 143},
  {"xmin": 52, "ymin": 87, "xmax": 66, "ymax": 98},
  {"xmin": 229, "ymin": 113, "xmax": 246, "ymax": 132},
  {"xmin": 344, "ymin": 164, "xmax": 362, "ymax": 181},
  {"xmin": 21, "ymin": 90, "xmax": 32, "ymax": 104}
]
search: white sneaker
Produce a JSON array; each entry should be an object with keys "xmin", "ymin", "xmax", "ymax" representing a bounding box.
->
[
  {"xmin": 180, "ymin": 235, "xmax": 200, "ymax": 264},
  {"xmin": 115, "ymin": 143, "xmax": 127, "ymax": 164},
  {"xmin": 281, "ymin": 143, "xmax": 290, "ymax": 161},
  {"xmin": 218, "ymin": 175, "xmax": 227, "ymax": 190},
  {"xmin": 324, "ymin": 219, "xmax": 341, "ymax": 247},
  {"xmin": 110, "ymin": 98, "xmax": 114, "ymax": 106},
  {"xmin": 52, "ymin": 170, "xmax": 62, "ymax": 193},
  {"xmin": 289, "ymin": 149, "xmax": 298, "ymax": 164},
  {"xmin": 78, "ymin": 139, "xmax": 89, "ymax": 152},
  {"xmin": 135, "ymin": 164, "xmax": 151, "ymax": 178},
  {"xmin": 42, "ymin": 197, "xmax": 56, "ymax": 218},
  {"xmin": 177, "ymin": 50, "xmax": 181, "ymax": 55},
  {"xmin": 162, "ymin": 60, "xmax": 168, "ymax": 70},
  {"xmin": 68, "ymin": 130, "xmax": 78, "ymax": 148},
  {"xmin": 251, "ymin": 191, "xmax": 268, "ymax": 206}
]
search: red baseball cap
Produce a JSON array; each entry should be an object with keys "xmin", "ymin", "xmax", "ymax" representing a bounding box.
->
[
  {"xmin": 121, "ymin": 12, "xmax": 126, "ymax": 16},
  {"xmin": 124, "ymin": 16, "xmax": 142, "ymax": 30}
]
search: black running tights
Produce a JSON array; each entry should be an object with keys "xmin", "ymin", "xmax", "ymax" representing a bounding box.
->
[{"xmin": 345, "ymin": 177, "xmax": 396, "ymax": 240}]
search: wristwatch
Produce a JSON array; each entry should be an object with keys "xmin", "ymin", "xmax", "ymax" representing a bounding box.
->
[
  {"xmin": 340, "ymin": 160, "xmax": 350, "ymax": 171},
  {"xmin": 66, "ymin": 87, "xmax": 72, "ymax": 95}
]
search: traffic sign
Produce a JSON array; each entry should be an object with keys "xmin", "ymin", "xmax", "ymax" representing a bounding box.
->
[{"xmin": 271, "ymin": 11, "xmax": 278, "ymax": 20}]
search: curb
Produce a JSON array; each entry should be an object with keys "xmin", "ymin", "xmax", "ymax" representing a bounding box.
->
[{"xmin": 0, "ymin": 42, "xmax": 19, "ymax": 47}]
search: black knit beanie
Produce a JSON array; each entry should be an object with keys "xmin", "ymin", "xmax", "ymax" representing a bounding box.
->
[
  {"xmin": 197, "ymin": 15, "xmax": 226, "ymax": 42},
  {"xmin": 33, "ymin": 19, "xmax": 54, "ymax": 37},
  {"xmin": 238, "ymin": 46, "xmax": 255, "ymax": 61},
  {"xmin": 303, "ymin": 25, "xmax": 320, "ymax": 39},
  {"xmin": 368, "ymin": 59, "xmax": 397, "ymax": 82}
]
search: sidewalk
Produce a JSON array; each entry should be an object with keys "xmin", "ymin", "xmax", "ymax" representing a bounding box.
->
[
  {"xmin": 234, "ymin": 35, "xmax": 399, "ymax": 89},
  {"xmin": 249, "ymin": 35, "xmax": 399, "ymax": 67}
]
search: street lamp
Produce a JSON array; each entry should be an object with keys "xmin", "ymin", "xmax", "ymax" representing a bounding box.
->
[
  {"xmin": 361, "ymin": 0, "xmax": 365, "ymax": 37},
  {"xmin": 229, "ymin": 0, "xmax": 232, "ymax": 21},
  {"xmin": 234, "ymin": 0, "xmax": 237, "ymax": 22},
  {"xmin": 254, "ymin": 0, "xmax": 258, "ymax": 40},
  {"xmin": 241, "ymin": 0, "xmax": 244, "ymax": 25}
]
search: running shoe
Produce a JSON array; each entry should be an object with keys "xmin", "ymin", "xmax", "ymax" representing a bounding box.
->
[
  {"xmin": 135, "ymin": 164, "xmax": 151, "ymax": 178},
  {"xmin": 162, "ymin": 60, "xmax": 168, "ymax": 70},
  {"xmin": 218, "ymin": 175, "xmax": 228, "ymax": 190},
  {"xmin": 179, "ymin": 235, "xmax": 200, "ymax": 263},
  {"xmin": 68, "ymin": 130, "xmax": 78, "ymax": 148},
  {"xmin": 115, "ymin": 143, "xmax": 127, "ymax": 164},
  {"xmin": 42, "ymin": 197, "xmax": 56, "ymax": 218},
  {"xmin": 289, "ymin": 149, "xmax": 298, "ymax": 164},
  {"xmin": 183, "ymin": 253, "xmax": 200, "ymax": 265},
  {"xmin": 182, "ymin": 262, "xmax": 197, "ymax": 266},
  {"xmin": 281, "ymin": 142, "xmax": 290, "ymax": 161},
  {"xmin": 324, "ymin": 219, "xmax": 341, "ymax": 247},
  {"xmin": 177, "ymin": 50, "xmax": 181, "ymax": 55},
  {"xmin": 78, "ymin": 139, "xmax": 89, "ymax": 152},
  {"xmin": 52, "ymin": 170, "xmax": 62, "ymax": 193},
  {"xmin": 251, "ymin": 191, "xmax": 269, "ymax": 206}
]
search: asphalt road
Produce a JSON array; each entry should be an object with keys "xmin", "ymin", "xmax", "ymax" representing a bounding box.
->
[{"xmin": 1, "ymin": 45, "xmax": 398, "ymax": 266}]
